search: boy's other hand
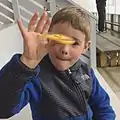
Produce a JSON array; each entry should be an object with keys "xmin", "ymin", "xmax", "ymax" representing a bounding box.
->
[{"xmin": 17, "ymin": 11, "xmax": 51, "ymax": 69}]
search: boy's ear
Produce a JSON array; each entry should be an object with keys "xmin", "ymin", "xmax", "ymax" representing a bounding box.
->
[{"xmin": 83, "ymin": 40, "xmax": 91, "ymax": 53}]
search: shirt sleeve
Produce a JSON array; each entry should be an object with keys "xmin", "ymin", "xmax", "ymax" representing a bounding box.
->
[{"xmin": 0, "ymin": 54, "xmax": 41, "ymax": 118}]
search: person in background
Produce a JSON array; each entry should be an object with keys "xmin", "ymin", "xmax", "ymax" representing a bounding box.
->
[{"xmin": 96, "ymin": 0, "xmax": 107, "ymax": 33}]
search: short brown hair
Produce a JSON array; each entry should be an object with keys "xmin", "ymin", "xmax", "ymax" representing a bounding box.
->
[{"xmin": 49, "ymin": 6, "xmax": 91, "ymax": 42}]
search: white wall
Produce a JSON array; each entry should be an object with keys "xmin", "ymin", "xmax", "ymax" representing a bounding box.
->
[
  {"xmin": 106, "ymin": 0, "xmax": 120, "ymax": 14},
  {"xmin": 0, "ymin": 24, "xmax": 23, "ymax": 68},
  {"xmin": 0, "ymin": 24, "xmax": 32, "ymax": 120}
]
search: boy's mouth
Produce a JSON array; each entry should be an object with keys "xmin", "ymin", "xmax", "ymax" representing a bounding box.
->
[{"xmin": 56, "ymin": 56, "xmax": 70, "ymax": 61}]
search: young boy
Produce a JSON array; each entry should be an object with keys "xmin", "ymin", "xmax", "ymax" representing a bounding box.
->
[{"xmin": 0, "ymin": 6, "xmax": 115, "ymax": 120}]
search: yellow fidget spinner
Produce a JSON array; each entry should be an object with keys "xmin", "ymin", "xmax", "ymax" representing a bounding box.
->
[{"xmin": 40, "ymin": 34, "xmax": 74, "ymax": 45}]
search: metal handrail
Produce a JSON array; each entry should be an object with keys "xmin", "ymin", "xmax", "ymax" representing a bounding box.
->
[{"xmin": 105, "ymin": 21, "xmax": 120, "ymax": 27}]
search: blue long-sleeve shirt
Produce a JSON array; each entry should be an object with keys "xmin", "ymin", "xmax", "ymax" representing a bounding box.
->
[{"xmin": 0, "ymin": 54, "xmax": 115, "ymax": 120}]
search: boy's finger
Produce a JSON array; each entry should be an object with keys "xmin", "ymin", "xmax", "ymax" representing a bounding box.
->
[
  {"xmin": 17, "ymin": 19, "xmax": 26, "ymax": 35},
  {"xmin": 42, "ymin": 18, "xmax": 51, "ymax": 34},
  {"xmin": 28, "ymin": 12, "xmax": 39, "ymax": 32},
  {"xmin": 35, "ymin": 11, "xmax": 47, "ymax": 33}
]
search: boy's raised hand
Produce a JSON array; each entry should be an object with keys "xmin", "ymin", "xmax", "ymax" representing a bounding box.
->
[{"xmin": 17, "ymin": 11, "xmax": 51, "ymax": 69}]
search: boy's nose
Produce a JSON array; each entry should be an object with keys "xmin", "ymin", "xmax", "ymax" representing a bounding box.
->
[
  {"xmin": 60, "ymin": 45, "xmax": 69, "ymax": 55},
  {"xmin": 61, "ymin": 50, "xmax": 68, "ymax": 55}
]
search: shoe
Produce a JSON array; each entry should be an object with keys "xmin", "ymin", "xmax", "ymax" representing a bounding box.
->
[
  {"xmin": 101, "ymin": 30, "xmax": 107, "ymax": 33},
  {"xmin": 96, "ymin": 30, "xmax": 100, "ymax": 34},
  {"xmin": 97, "ymin": 30, "xmax": 107, "ymax": 34}
]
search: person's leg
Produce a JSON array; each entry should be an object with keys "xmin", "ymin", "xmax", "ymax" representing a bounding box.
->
[
  {"xmin": 103, "ymin": 2, "xmax": 107, "ymax": 31},
  {"xmin": 97, "ymin": 3, "xmax": 106, "ymax": 32},
  {"xmin": 96, "ymin": 4, "xmax": 101, "ymax": 31},
  {"xmin": 104, "ymin": 3, "xmax": 107, "ymax": 31}
]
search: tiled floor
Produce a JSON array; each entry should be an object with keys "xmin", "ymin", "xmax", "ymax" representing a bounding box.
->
[
  {"xmin": 98, "ymin": 67, "xmax": 120, "ymax": 100},
  {"xmin": 116, "ymin": 92, "xmax": 120, "ymax": 100}
]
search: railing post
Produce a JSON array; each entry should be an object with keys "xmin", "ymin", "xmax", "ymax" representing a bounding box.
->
[
  {"xmin": 111, "ymin": 14, "xmax": 114, "ymax": 30},
  {"xmin": 118, "ymin": 15, "xmax": 120, "ymax": 33},
  {"xmin": 90, "ymin": 17, "xmax": 97, "ymax": 68},
  {"xmin": 11, "ymin": 0, "xmax": 20, "ymax": 22},
  {"xmin": 47, "ymin": 0, "xmax": 57, "ymax": 16}
]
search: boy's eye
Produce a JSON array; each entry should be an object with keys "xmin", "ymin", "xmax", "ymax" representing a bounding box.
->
[{"xmin": 72, "ymin": 42, "xmax": 79, "ymax": 46}]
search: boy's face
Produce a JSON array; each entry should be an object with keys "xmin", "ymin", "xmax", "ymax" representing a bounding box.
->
[{"xmin": 47, "ymin": 22, "xmax": 90, "ymax": 71}]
